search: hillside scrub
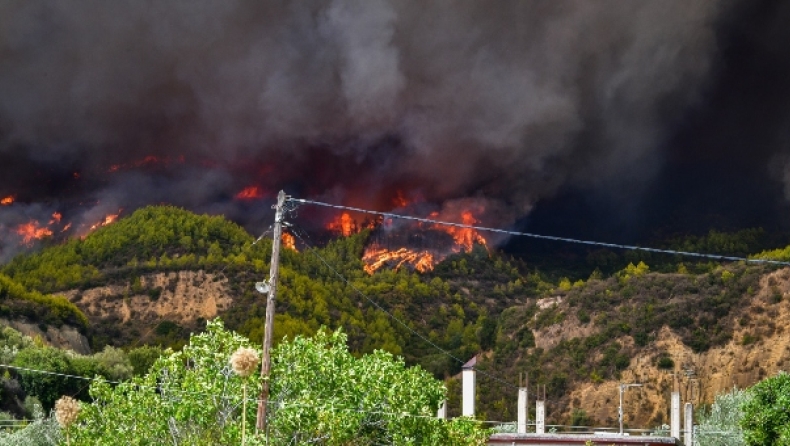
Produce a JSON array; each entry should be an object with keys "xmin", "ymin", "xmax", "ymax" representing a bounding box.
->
[
  {"xmin": 2, "ymin": 207, "xmax": 499, "ymax": 382},
  {"xmin": 4, "ymin": 206, "xmax": 789, "ymax": 425},
  {"xmin": 484, "ymin": 262, "xmax": 768, "ymax": 422},
  {"xmin": 0, "ymin": 274, "xmax": 87, "ymax": 329}
]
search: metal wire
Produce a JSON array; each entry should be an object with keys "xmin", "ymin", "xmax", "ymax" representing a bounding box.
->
[
  {"xmin": 289, "ymin": 227, "xmax": 518, "ymax": 390},
  {"xmin": 289, "ymin": 197, "xmax": 790, "ymax": 266}
]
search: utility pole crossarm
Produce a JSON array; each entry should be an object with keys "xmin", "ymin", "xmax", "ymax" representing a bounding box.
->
[{"xmin": 256, "ymin": 190, "xmax": 288, "ymax": 432}]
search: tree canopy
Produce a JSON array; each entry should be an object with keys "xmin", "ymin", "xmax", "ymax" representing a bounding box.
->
[
  {"xmin": 69, "ymin": 319, "xmax": 488, "ymax": 445},
  {"xmin": 740, "ymin": 371, "xmax": 790, "ymax": 446}
]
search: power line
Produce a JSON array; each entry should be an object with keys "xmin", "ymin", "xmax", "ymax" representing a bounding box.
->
[
  {"xmin": 288, "ymin": 197, "xmax": 790, "ymax": 266},
  {"xmin": 0, "ymin": 363, "xmax": 504, "ymax": 425},
  {"xmin": 289, "ymin": 227, "xmax": 518, "ymax": 390}
]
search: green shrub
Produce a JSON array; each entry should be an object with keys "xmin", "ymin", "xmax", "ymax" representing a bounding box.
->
[{"xmin": 740, "ymin": 371, "xmax": 790, "ymax": 445}]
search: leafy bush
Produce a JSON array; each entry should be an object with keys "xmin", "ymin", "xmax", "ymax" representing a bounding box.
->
[
  {"xmin": 0, "ymin": 403, "xmax": 61, "ymax": 446},
  {"xmin": 696, "ymin": 387, "xmax": 747, "ymax": 446},
  {"xmin": 740, "ymin": 371, "xmax": 790, "ymax": 445},
  {"xmin": 69, "ymin": 319, "xmax": 489, "ymax": 445},
  {"xmin": 657, "ymin": 355, "xmax": 674, "ymax": 370}
]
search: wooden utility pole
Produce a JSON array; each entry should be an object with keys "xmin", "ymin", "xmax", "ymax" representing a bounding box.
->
[{"xmin": 256, "ymin": 190, "xmax": 287, "ymax": 432}]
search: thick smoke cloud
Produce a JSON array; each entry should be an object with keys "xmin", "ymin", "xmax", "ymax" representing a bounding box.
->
[{"xmin": 4, "ymin": 0, "xmax": 785, "ymax": 254}]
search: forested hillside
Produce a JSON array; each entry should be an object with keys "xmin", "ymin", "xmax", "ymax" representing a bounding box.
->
[{"xmin": 3, "ymin": 206, "xmax": 790, "ymax": 426}]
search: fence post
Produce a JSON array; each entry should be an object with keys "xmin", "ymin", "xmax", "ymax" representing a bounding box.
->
[
  {"xmin": 518, "ymin": 387, "xmax": 528, "ymax": 434},
  {"xmin": 535, "ymin": 386, "xmax": 545, "ymax": 435},
  {"xmin": 462, "ymin": 357, "xmax": 476, "ymax": 417},
  {"xmin": 684, "ymin": 402, "xmax": 693, "ymax": 446},
  {"xmin": 671, "ymin": 391, "xmax": 681, "ymax": 440}
]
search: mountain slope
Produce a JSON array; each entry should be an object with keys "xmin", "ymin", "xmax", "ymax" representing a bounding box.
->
[{"xmin": 4, "ymin": 206, "xmax": 790, "ymax": 428}]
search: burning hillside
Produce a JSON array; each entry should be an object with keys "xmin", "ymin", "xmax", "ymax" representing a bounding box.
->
[
  {"xmin": 1, "ymin": 1, "xmax": 789, "ymax": 264},
  {"xmin": 322, "ymin": 201, "xmax": 492, "ymax": 274}
]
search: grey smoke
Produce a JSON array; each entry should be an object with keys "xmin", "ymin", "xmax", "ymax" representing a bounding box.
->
[{"xmin": 0, "ymin": 0, "xmax": 731, "ymax": 246}]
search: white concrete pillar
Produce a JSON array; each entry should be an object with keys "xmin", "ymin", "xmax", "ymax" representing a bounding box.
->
[
  {"xmin": 671, "ymin": 391, "xmax": 681, "ymax": 440},
  {"xmin": 684, "ymin": 402, "xmax": 693, "ymax": 446},
  {"xmin": 518, "ymin": 388, "xmax": 528, "ymax": 434},
  {"xmin": 462, "ymin": 368, "xmax": 476, "ymax": 417},
  {"xmin": 535, "ymin": 400, "xmax": 545, "ymax": 434},
  {"xmin": 437, "ymin": 400, "xmax": 446, "ymax": 420}
]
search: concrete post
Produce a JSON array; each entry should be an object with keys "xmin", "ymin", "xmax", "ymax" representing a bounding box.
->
[
  {"xmin": 535, "ymin": 400, "xmax": 545, "ymax": 434},
  {"xmin": 684, "ymin": 402, "xmax": 693, "ymax": 446},
  {"xmin": 437, "ymin": 400, "xmax": 447, "ymax": 420},
  {"xmin": 671, "ymin": 391, "xmax": 681, "ymax": 440},
  {"xmin": 518, "ymin": 388, "xmax": 528, "ymax": 434},
  {"xmin": 462, "ymin": 367, "xmax": 476, "ymax": 417}
]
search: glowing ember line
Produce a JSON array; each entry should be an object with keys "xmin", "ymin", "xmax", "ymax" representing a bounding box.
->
[
  {"xmin": 363, "ymin": 247, "xmax": 435, "ymax": 274},
  {"xmin": 88, "ymin": 210, "xmax": 122, "ymax": 232},
  {"xmin": 1, "ymin": 196, "xmax": 14, "ymax": 205},
  {"xmin": 361, "ymin": 207, "xmax": 488, "ymax": 274}
]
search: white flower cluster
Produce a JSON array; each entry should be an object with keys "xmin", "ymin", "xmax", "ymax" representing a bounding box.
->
[
  {"xmin": 229, "ymin": 347, "xmax": 260, "ymax": 378},
  {"xmin": 54, "ymin": 396, "xmax": 80, "ymax": 428}
]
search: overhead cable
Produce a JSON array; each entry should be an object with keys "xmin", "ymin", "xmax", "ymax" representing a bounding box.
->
[
  {"xmin": 289, "ymin": 227, "xmax": 518, "ymax": 390},
  {"xmin": 289, "ymin": 198, "xmax": 790, "ymax": 266}
]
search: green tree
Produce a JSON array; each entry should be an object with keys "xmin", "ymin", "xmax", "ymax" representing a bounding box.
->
[
  {"xmin": 740, "ymin": 371, "xmax": 790, "ymax": 446},
  {"xmin": 70, "ymin": 319, "xmax": 488, "ymax": 445},
  {"xmin": 126, "ymin": 345, "xmax": 163, "ymax": 376},
  {"xmin": 696, "ymin": 387, "xmax": 747, "ymax": 446},
  {"xmin": 12, "ymin": 347, "xmax": 76, "ymax": 411}
]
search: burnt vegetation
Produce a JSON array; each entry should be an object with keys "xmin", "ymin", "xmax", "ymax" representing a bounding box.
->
[{"xmin": 1, "ymin": 206, "xmax": 788, "ymax": 424}]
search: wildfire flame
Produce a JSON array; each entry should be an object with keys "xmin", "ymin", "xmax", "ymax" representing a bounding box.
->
[
  {"xmin": 1, "ymin": 196, "xmax": 14, "ymax": 205},
  {"xmin": 362, "ymin": 247, "xmax": 435, "ymax": 274},
  {"xmin": 15, "ymin": 221, "xmax": 53, "ymax": 245},
  {"xmin": 392, "ymin": 190, "xmax": 410, "ymax": 208},
  {"xmin": 282, "ymin": 232, "xmax": 297, "ymax": 251},
  {"xmin": 433, "ymin": 210, "xmax": 487, "ymax": 252},
  {"xmin": 327, "ymin": 212, "xmax": 357, "ymax": 237},
  {"xmin": 88, "ymin": 210, "xmax": 122, "ymax": 232},
  {"xmin": 361, "ymin": 207, "xmax": 488, "ymax": 275},
  {"xmin": 49, "ymin": 212, "xmax": 62, "ymax": 224},
  {"xmin": 235, "ymin": 186, "xmax": 264, "ymax": 200}
]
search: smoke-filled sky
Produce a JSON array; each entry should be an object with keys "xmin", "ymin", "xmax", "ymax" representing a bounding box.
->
[{"xmin": 1, "ymin": 0, "xmax": 790, "ymax": 258}]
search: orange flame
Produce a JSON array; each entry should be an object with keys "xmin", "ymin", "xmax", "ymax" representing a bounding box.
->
[
  {"xmin": 362, "ymin": 247, "xmax": 435, "ymax": 274},
  {"xmin": 327, "ymin": 212, "xmax": 357, "ymax": 237},
  {"xmin": 392, "ymin": 191, "xmax": 409, "ymax": 208},
  {"xmin": 88, "ymin": 210, "xmax": 122, "ymax": 232},
  {"xmin": 49, "ymin": 212, "xmax": 62, "ymax": 224},
  {"xmin": 362, "ymin": 207, "xmax": 488, "ymax": 274},
  {"xmin": 235, "ymin": 186, "xmax": 264, "ymax": 200},
  {"xmin": 15, "ymin": 221, "xmax": 53, "ymax": 245},
  {"xmin": 1, "ymin": 196, "xmax": 14, "ymax": 206},
  {"xmin": 282, "ymin": 233, "xmax": 297, "ymax": 251},
  {"xmin": 437, "ymin": 210, "xmax": 487, "ymax": 252}
]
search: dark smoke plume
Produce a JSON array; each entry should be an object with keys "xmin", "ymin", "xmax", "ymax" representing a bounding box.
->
[{"xmin": 2, "ymin": 0, "xmax": 788, "ymax": 258}]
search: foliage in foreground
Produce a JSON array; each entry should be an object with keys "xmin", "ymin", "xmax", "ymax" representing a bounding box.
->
[
  {"xmin": 0, "ymin": 401, "xmax": 61, "ymax": 446},
  {"xmin": 740, "ymin": 371, "xmax": 790, "ymax": 446},
  {"xmin": 695, "ymin": 387, "xmax": 748, "ymax": 446},
  {"xmin": 67, "ymin": 319, "xmax": 488, "ymax": 445}
]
